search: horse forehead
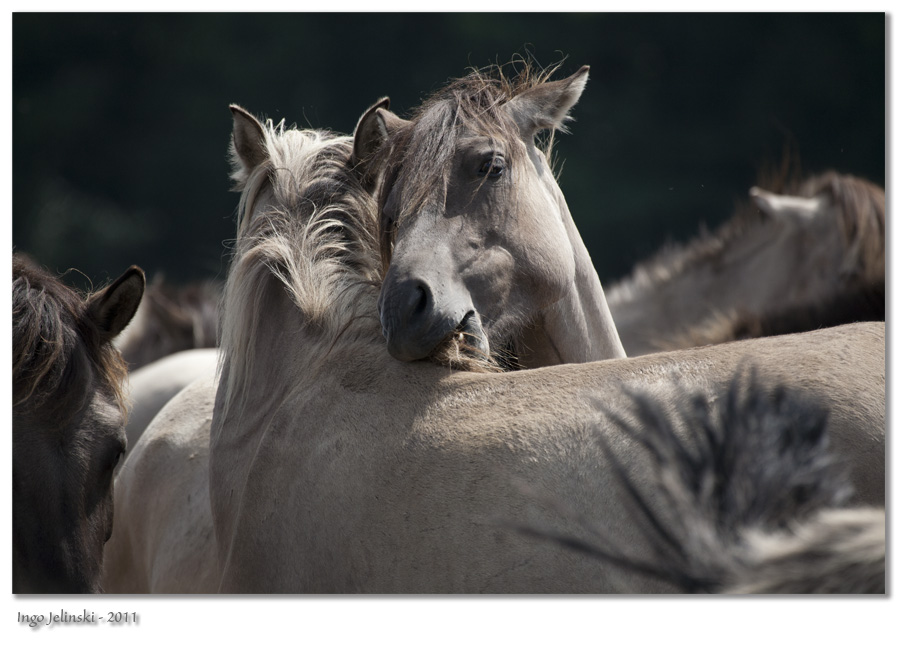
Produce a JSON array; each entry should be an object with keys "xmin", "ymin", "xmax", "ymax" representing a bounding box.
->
[{"xmin": 455, "ymin": 131, "xmax": 514, "ymax": 152}]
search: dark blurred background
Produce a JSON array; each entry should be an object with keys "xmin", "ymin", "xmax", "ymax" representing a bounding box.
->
[{"xmin": 12, "ymin": 13, "xmax": 885, "ymax": 291}]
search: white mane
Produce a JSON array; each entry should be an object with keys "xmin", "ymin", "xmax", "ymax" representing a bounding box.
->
[{"xmin": 219, "ymin": 121, "xmax": 382, "ymax": 413}]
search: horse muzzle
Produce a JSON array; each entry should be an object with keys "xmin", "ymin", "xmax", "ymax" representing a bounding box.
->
[{"xmin": 378, "ymin": 273, "xmax": 490, "ymax": 362}]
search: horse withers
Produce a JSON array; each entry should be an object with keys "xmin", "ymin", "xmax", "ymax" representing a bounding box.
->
[
  {"xmin": 13, "ymin": 254, "xmax": 144, "ymax": 593},
  {"xmin": 354, "ymin": 63, "xmax": 626, "ymax": 367},
  {"xmin": 123, "ymin": 347, "xmax": 219, "ymax": 453}
]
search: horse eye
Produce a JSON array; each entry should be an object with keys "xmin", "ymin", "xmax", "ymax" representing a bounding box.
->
[
  {"xmin": 382, "ymin": 207, "xmax": 397, "ymax": 230},
  {"xmin": 478, "ymin": 157, "xmax": 505, "ymax": 179},
  {"xmin": 108, "ymin": 443, "xmax": 125, "ymax": 475}
]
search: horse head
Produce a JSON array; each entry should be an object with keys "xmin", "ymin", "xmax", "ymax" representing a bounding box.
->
[
  {"xmin": 354, "ymin": 65, "xmax": 622, "ymax": 366},
  {"xmin": 12, "ymin": 255, "xmax": 144, "ymax": 592}
]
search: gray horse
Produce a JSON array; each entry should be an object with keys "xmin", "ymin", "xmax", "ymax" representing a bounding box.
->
[
  {"xmin": 607, "ymin": 172, "xmax": 885, "ymax": 355},
  {"xmin": 519, "ymin": 370, "xmax": 884, "ymax": 593},
  {"xmin": 354, "ymin": 64, "xmax": 626, "ymax": 367}
]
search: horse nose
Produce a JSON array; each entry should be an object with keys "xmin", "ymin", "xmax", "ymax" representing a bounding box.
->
[
  {"xmin": 379, "ymin": 273, "xmax": 472, "ymax": 362},
  {"xmin": 379, "ymin": 276, "xmax": 438, "ymax": 361},
  {"xmin": 402, "ymin": 279, "xmax": 431, "ymax": 324}
]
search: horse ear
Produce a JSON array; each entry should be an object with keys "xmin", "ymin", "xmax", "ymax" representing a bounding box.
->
[
  {"xmin": 229, "ymin": 104, "xmax": 268, "ymax": 177},
  {"xmin": 505, "ymin": 65, "xmax": 590, "ymax": 140},
  {"xmin": 353, "ymin": 97, "xmax": 391, "ymax": 166},
  {"xmin": 352, "ymin": 98, "xmax": 409, "ymax": 182},
  {"xmin": 750, "ymin": 187, "xmax": 824, "ymax": 223},
  {"xmin": 86, "ymin": 266, "xmax": 146, "ymax": 344}
]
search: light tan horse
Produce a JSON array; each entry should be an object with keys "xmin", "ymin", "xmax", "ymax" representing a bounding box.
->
[
  {"xmin": 203, "ymin": 106, "xmax": 883, "ymax": 592},
  {"xmin": 13, "ymin": 254, "xmax": 144, "ymax": 593},
  {"xmin": 353, "ymin": 63, "xmax": 626, "ymax": 367},
  {"xmin": 607, "ymin": 172, "xmax": 885, "ymax": 355}
]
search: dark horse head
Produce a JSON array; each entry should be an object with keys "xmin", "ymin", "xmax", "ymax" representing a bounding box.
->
[{"xmin": 13, "ymin": 254, "xmax": 144, "ymax": 593}]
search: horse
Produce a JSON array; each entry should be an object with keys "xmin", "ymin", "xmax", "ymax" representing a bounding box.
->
[
  {"xmin": 114, "ymin": 275, "xmax": 220, "ymax": 371},
  {"xmin": 607, "ymin": 171, "xmax": 885, "ymax": 355},
  {"xmin": 352, "ymin": 63, "xmax": 626, "ymax": 367},
  {"xmin": 13, "ymin": 253, "xmax": 144, "ymax": 593},
  {"xmin": 518, "ymin": 371, "xmax": 884, "ymax": 593},
  {"xmin": 201, "ymin": 102, "xmax": 883, "ymax": 592}
]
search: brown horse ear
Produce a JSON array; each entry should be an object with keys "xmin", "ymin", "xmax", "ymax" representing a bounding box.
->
[
  {"xmin": 86, "ymin": 266, "xmax": 146, "ymax": 344},
  {"xmin": 352, "ymin": 98, "xmax": 409, "ymax": 185},
  {"xmin": 505, "ymin": 65, "xmax": 590, "ymax": 140},
  {"xmin": 229, "ymin": 104, "xmax": 268, "ymax": 177}
]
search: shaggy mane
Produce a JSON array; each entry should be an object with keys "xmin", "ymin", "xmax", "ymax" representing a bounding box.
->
[
  {"xmin": 219, "ymin": 123, "xmax": 383, "ymax": 410},
  {"xmin": 515, "ymin": 370, "xmax": 883, "ymax": 593},
  {"xmin": 13, "ymin": 254, "xmax": 129, "ymax": 421},
  {"xmin": 218, "ymin": 117, "xmax": 500, "ymax": 411}
]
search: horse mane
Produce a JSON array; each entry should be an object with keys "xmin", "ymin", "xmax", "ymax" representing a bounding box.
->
[
  {"xmin": 516, "ymin": 370, "xmax": 882, "ymax": 593},
  {"xmin": 800, "ymin": 171, "xmax": 885, "ymax": 283},
  {"xmin": 608, "ymin": 171, "xmax": 885, "ymax": 304},
  {"xmin": 219, "ymin": 122, "xmax": 383, "ymax": 410},
  {"xmin": 373, "ymin": 61, "xmax": 562, "ymax": 270},
  {"xmin": 667, "ymin": 276, "xmax": 885, "ymax": 349},
  {"xmin": 12, "ymin": 254, "xmax": 129, "ymax": 421}
]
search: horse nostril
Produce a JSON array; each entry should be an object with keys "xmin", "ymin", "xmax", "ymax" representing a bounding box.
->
[
  {"xmin": 412, "ymin": 283, "xmax": 429, "ymax": 317},
  {"xmin": 458, "ymin": 310, "xmax": 475, "ymax": 331},
  {"xmin": 456, "ymin": 310, "xmax": 490, "ymax": 358}
]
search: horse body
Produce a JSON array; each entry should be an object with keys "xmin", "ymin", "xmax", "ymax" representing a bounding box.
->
[
  {"xmin": 103, "ymin": 371, "xmax": 218, "ymax": 593},
  {"xmin": 13, "ymin": 254, "xmax": 143, "ymax": 593},
  {"xmin": 355, "ymin": 65, "xmax": 625, "ymax": 366},
  {"xmin": 607, "ymin": 172, "xmax": 885, "ymax": 355},
  {"xmin": 537, "ymin": 372, "xmax": 885, "ymax": 594},
  {"xmin": 204, "ymin": 100, "xmax": 883, "ymax": 593},
  {"xmin": 213, "ymin": 320, "xmax": 883, "ymax": 593}
]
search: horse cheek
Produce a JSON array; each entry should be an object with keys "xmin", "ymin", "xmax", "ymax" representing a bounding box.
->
[{"xmin": 514, "ymin": 183, "xmax": 575, "ymax": 308}]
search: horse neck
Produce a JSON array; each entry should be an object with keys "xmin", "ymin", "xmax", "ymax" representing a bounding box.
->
[
  {"xmin": 517, "ymin": 172, "xmax": 626, "ymax": 367},
  {"xmin": 210, "ymin": 269, "xmax": 385, "ymax": 574}
]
